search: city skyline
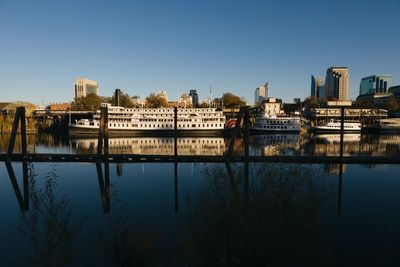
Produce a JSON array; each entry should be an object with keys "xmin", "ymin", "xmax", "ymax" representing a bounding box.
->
[{"xmin": 1, "ymin": 0, "xmax": 399, "ymax": 104}]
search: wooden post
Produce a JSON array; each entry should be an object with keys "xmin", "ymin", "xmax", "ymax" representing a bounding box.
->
[
  {"xmin": 20, "ymin": 107, "xmax": 27, "ymax": 156},
  {"xmin": 340, "ymin": 107, "xmax": 344, "ymax": 158},
  {"xmin": 173, "ymin": 107, "xmax": 178, "ymax": 212},
  {"xmin": 243, "ymin": 108, "xmax": 249, "ymax": 207},
  {"xmin": 103, "ymin": 107, "xmax": 109, "ymax": 156},
  {"xmin": 97, "ymin": 110, "xmax": 104, "ymax": 160},
  {"xmin": 97, "ymin": 106, "xmax": 108, "ymax": 160},
  {"xmin": 174, "ymin": 107, "xmax": 178, "ymax": 158},
  {"xmin": 7, "ymin": 107, "xmax": 21, "ymax": 156}
]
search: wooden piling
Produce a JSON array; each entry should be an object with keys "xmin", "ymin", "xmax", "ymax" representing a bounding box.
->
[
  {"xmin": 103, "ymin": 107, "xmax": 109, "ymax": 156},
  {"xmin": 20, "ymin": 107, "xmax": 27, "ymax": 156},
  {"xmin": 97, "ymin": 106, "xmax": 108, "ymax": 160},
  {"xmin": 243, "ymin": 108, "xmax": 250, "ymax": 206},
  {"xmin": 340, "ymin": 107, "xmax": 344, "ymax": 158},
  {"xmin": 174, "ymin": 107, "xmax": 178, "ymax": 158}
]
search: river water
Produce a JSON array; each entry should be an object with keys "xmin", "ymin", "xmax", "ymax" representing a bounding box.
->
[{"xmin": 1, "ymin": 133, "xmax": 400, "ymax": 266}]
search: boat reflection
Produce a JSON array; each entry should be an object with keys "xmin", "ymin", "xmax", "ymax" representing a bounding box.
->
[
  {"xmin": 71, "ymin": 137, "xmax": 227, "ymax": 155},
  {"xmin": 309, "ymin": 133, "xmax": 400, "ymax": 157},
  {"xmin": 251, "ymin": 133, "xmax": 303, "ymax": 156}
]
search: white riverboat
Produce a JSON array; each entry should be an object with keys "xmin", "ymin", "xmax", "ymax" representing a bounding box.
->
[
  {"xmin": 250, "ymin": 97, "xmax": 302, "ymax": 133},
  {"xmin": 251, "ymin": 115, "xmax": 302, "ymax": 132},
  {"xmin": 69, "ymin": 103, "xmax": 226, "ymax": 136},
  {"xmin": 312, "ymin": 119, "xmax": 361, "ymax": 132}
]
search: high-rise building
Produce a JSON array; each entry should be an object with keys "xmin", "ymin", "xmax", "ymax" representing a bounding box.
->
[
  {"xmin": 189, "ymin": 89, "xmax": 199, "ymax": 107},
  {"xmin": 75, "ymin": 77, "xmax": 99, "ymax": 98},
  {"xmin": 179, "ymin": 93, "xmax": 192, "ymax": 108},
  {"xmin": 324, "ymin": 67, "xmax": 349, "ymax": 101},
  {"xmin": 359, "ymin": 75, "xmax": 392, "ymax": 96},
  {"xmin": 255, "ymin": 82, "xmax": 268, "ymax": 105},
  {"xmin": 311, "ymin": 75, "xmax": 325, "ymax": 99}
]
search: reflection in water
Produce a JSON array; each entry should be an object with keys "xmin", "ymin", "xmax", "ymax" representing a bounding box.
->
[
  {"xmin": 71, "ymin": 137, "xmax": 227, "ymax": 155},
  {"xmin": 92, "ymin": 214, "xmax": 161, "ymax": 266},
  {"xmin": 182, "ymin": 163, "xmax": 336, "ymax": 266},
  {"xmin": 251, "ymin": 134, "xmax": 304, "ymax": 156},
  {"xmin": 309, "ymin": 133, "xmax": 400, "ymax": 157},
  {"xmin": 1, "ymin": 133, "xmax": 400, "ymax": 159},
  {"xmin": 0, "ymin": 133, "xmax": 70, "ymax": 153},
  {"xmin": 18, "ymin": 163, "xmax": 81, "ymax": 267}
]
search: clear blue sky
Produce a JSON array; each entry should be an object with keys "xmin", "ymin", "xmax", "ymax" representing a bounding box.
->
[{"xmin": 1, "ymin": 0, "xmax": 399, "ymax": 105}]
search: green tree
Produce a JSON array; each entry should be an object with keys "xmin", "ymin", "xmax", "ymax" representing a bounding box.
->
[
  {"xmin": 71, "ymin": 93, "xmax": 102, "ymax": 111},
  {"xmin": 303, "ymin": 96, "xmax": 318, "ymax": 109},
  {"xmin": 111, "ymin": 92, "xmax": 134, "ymax": 108},
  {"xmin": 145, "ymin": 93, "xmax": 168, "ymax": 108},
  {"xmin": 222, "ymin": 93, "xmax": 246, "ymax": 108},
  {"xmin": 302, "ymin": 96, "xmax": 319, "ymax": 117}
]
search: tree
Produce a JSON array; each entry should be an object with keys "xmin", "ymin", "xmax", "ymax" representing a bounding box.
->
[
  {"xmin": 198, "ymin": 102, "xmax": 209, "ymax": 108},
  {"xmin": 145, "ymin": 93, "xmax": 168, "ymax": 108},
  {"xmin": 386, "ymin": 95, "xmax": 400, "ymax": 112},
  {"xmin": 71, "ymin": 93, "xmax": 102, "ymax": 111},
  {"xmin": 222, "ymin": 93, "xmax": 246, "ymax": 108},
  {"xmin": 111, "ymin": 92, "xmax": 134, "ymax": 108},
  {"xmin": 302, "ymin": 96, "xmax": 318, "ymax": 109}
]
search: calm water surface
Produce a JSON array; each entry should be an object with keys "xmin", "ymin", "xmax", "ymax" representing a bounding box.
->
[{"xmin": 1, "ymin": 133, "xmax": 400, "ymax": 266}]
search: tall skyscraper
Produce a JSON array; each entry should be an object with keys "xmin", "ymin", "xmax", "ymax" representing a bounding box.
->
[
  {"xmin": 255, "ymin": 82, "xmax": 268, "ymax": 105},
  {"xmin": 359, "ymin": 75, "xmax": 392, "ymax": 96},
  {"xmin": 311, "ymin": 75, "xmax": 325, "ymax": 99},
  {"xmin": 324, "ymin": 67, "xmax": 349, "ymax": 101},
  {"xmin": 189, "ymin": 89, "xmax": 199, "ymax": 106},
  {"xmin": 75, "ymin": 77, "xmax": 99, "ymax": 98}
]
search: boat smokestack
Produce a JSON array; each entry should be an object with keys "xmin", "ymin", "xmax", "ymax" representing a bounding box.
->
[{"xmin": 115, "ymin": 89, "xmax": 121, "ymax": 106}]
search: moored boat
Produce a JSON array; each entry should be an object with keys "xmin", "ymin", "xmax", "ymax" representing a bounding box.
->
[
  {"xmin": 250, "ymin": 97, "xmax": 302, "ymax": 133},
  {"xmin": 69, "ymin": 103, "xmax": 226, "ymax": 136},
  {"xmin": 312, "ymin": 119, "xmax": 361, "ymax": 132},
  {"xmin": 251, "ymin": 115, "xmax": 301, "ymax": 133}
]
